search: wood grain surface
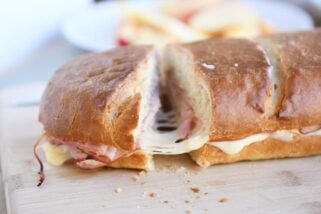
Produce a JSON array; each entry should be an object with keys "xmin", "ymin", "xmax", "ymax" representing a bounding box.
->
[
  {"xmin": 1, "ymin": 83, "xmax": 321, "ymax": 214},
  {"xmin": 0, "ymin": 163, "xmax": 6, "ymax": 213}
]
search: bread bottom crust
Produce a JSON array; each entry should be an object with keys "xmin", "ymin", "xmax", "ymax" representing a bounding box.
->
[
  {"xmin": 107, "ymin": 152, "xmax": 153, "ymax": 170},
  {"xmin": 189, "ymin": 136, "xmax": 321, "ymax": 168}
]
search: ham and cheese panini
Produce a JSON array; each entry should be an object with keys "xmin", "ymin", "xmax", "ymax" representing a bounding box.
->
[{"xmin": 37, "ymin": 29, "xmax": 321, "ymax": 182}]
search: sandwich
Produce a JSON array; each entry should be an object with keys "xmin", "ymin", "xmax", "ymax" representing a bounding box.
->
[
  {"xmin": 163, "ymin": 28, "xmax": 321, "ymax": 167},
  {"xmin": 37, "ymin": 29, "xmax": 321, "ymax": 185}
]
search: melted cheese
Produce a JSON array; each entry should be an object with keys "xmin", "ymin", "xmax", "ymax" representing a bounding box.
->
[
  {"xmin": 43, "ymin": 126, "xmax": 321, "ymax": 163},
  {"xmin": 43, "ymin": 143, "xmax": 72, "ymax": 166},
  {"xmin": 211, "ymin": 133, "xmax": 270, "ymax": 155},
  {"xmin": 140, "ymin": 125, "xmax": 209, "ymax": 154},
  {"xmin": 208, "ymin": 129, "xmax": 321, "ymax": 155}
]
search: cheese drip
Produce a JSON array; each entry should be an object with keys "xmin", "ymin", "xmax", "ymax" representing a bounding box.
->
[{"xmin": 207, "ymin": 129, "xmax": 321, "ymax": 155}]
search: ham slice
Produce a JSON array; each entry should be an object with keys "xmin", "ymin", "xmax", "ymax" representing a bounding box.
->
[
  {"xmin": 48, "ymin": 136, "xmax": 133, "ymax": 168},
  {"xmin": 299, "ymin": 125, "xmax": 321, "ymax": 135},
  {"xmin": 167, "ymin": 74, "xmax": 196, "ymax": 139}
]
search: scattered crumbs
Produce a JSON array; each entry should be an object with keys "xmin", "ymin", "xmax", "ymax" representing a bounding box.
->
[
  {"xmin": 115, "ymin": 187, "xmax": 123, "ymax": 193},
  {"xmin": 163, "ymin": 200, "xmax": 169, "ymax": 204},
  {"xmin": 190, "ymin": 187, "xmax": 200, "ymax": 193},
  {"xmin": 185, "ymin": 200, "xmax": 191, "ymax": 204},
  {"xmin": 186, "ymin": 180, "xmax": 191, "ymax": 183},
  {"xmin": 186, "ymin": 211, "xmax": 191, "ymax": 214},
  {"xmin": 138, "ymin": 171, "xmax": 146, "ymax": 176},
  {"xmin": 195, "ymin": 195, "xmax": 200, "ymax": 199},
  {"xmin": 176, "ymin": 166, "xmax": 186, "ymax": 174},
  {"xmin": 204, "ymin": 192, "xmax": 208, "ymax": 195},
  {"xmin": 204, "ymin": 208, "xmax": 209, "ymax": 212},
  {"xmin": 141, "ymin": 182, "xmax": 146, "ymax": 185},
  {"xmin": 219, "ymin": 197, "xmax": 228, "ymax": 203},
  {"xmin": 132, "ymin": 175, "xmax": 139, "ymax": 182},
  {"xmin": 201, "ymin": 62, "xmax": 215, "ymax": 70},
  {"xmin": 149, "ymin": 192, "xmax": 157, "ymax": 198},
  {"xmin": 234, "ymin": 63, "xmax": 239, "ymax": 67}
]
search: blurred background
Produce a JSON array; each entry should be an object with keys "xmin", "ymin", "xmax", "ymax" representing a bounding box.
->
[{"xmin": 0, "ymin": 0, "xmax": 320, "ymax": 89}]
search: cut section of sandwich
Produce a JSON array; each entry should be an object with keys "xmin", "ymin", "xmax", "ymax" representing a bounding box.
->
[
  {"xmin": 39, "ymin": 45, "xmax": 209, "ymax": 172},
  {"xmin": 39, "ymin": 46, "xmax": 159, "ymax": 171},
  {"xmin": 164, "ymin": 29, "xmax": 321, "ymax": 167}
]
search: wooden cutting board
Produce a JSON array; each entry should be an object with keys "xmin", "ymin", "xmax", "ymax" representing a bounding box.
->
[{"xmin": 1, "ymin": 83, "xmax": 321, "ymax": 214}]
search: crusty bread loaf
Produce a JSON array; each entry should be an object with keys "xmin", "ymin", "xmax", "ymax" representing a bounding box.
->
[
  {"xmin": 40, "ymin": 29, "xmax": 321, "ymax": 171},
  {"xmin": 164, "ymin": 38, "xmax": 275, "ymax": 142},
  {"xmin": 39, "ymin": 46, "xmax": 157, "ymax": 170},
  {"xmin": 165, "ymin": 28, "xmax": 321, "ymax": 167},
  {"xmin": 190, "ymin": 135, "xmax": 321, "ymax": 168},
  {"xmin": 257, "ymin": 29, "xmax": 321, "ymax": 128}
]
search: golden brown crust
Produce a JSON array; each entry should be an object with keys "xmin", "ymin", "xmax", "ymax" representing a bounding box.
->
[
  {"xmin": 187, "ymin": 29, "xmax": 321, "ymax": 167},
  {"xmin": 181, "ymin": 38, "xmax": 273, "ymax": 140},
  {"xmin": 108, "ymin": 152, "xmax": 152, "ymax": 170},
  {"xmin": 190, "ymin": 136, "xmax": 321, "ymax": 168},
  {"xmin": 258, "ymin": 29, "xmax": 321, "ymax": 128},
  {"xmin": 39, "ymin": 46, "xmax": 153, "ymax": 152}
]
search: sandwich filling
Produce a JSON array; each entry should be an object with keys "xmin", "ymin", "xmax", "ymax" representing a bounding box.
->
[
  {"xmin": 42, "ymin": 136, "xmax": 138, "ymax": 169},
  {"xmin": 208, "ymin": 126, "xmax": 321, "ymax": 155}
]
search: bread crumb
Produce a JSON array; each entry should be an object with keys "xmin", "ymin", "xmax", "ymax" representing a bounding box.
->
[
  {"xmin": 115, "ymin": 187, "xmax": 123, "ymax": 193},
  {"xmin": 204, "ymin": 192, "xmax": 208, "ymax": 195},
  {"xmin": 138, "ymin": 171, "xmax": 146, "ymax": 176},
  {"xmin": 190, "ymin": 187, "xmax": 200, "ymax": 193},
  {"xmin": 175, "ymin": 166, "xmax": 186, "ymax": 174},
  {"xmin": 234, "ymin": 63, "xmax": 239, "ymax": 67},
  {"xmin": 149, "ymin": 192, "xmax": 157, "ymax": 198},
  {"xmin": 186, "ymin": 211, "xmax": 191, "ymax": 214},
  {"xmin": 163, "ymin": 200, "xmax": 169, "ymax": 203},
  {"xmin": 132, "ymin": 175, "xmax": 139, "ymax": 182},
  {"xmin": 185, "ymin": 200, "xmax": 191, "ymax": 204},
  {"xmin": 195, "ymin": 195, "xmax": 200, "ymax": 199},
  {"xmin": 219, "ymin": 197, "xmax": 228, "ymax": 203}
]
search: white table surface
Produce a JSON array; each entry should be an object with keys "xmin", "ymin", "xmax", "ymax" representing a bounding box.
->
[{"xmin": 0, "ymin": 35, "xmax": 85, "ymax": 214}]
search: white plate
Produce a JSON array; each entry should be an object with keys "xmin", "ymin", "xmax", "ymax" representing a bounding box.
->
[{"xmin": 62, "ymin": 0, "xmax": 314, "ymax": 52}]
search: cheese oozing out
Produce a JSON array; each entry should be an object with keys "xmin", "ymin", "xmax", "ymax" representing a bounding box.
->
[
  {"xmin": 44, "ymin": 125, "xmax": 321, "ymax": 167},
  {"xmin": 43, "ymin": 143, "xmax": 72, "ymax": 166},
  {"xmin": 207, "ymin": 128, "xmax": 321, "ymax": 155}
]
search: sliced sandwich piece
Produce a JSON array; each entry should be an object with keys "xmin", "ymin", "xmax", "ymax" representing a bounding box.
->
[
  {"xmin": 39, "ymin": 46, "xmax": 159, "ymax": 171},
  {"xmin": 38, "ymin": 44, "xmax": 209, "ymax": 173},
  {"xmin": 164, "ymin": 29, "xmax": 321, "ymax": 167}
]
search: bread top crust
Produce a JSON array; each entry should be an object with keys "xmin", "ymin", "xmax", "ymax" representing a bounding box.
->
[
  {"xmin": 181, "ymin": 38, "xmax": 272, "ymax": 140},
  {"xmin": 258, "ymin": 29, "xmax": 321, "ymax": 128},
  {"xmin": 39, "ymin": 46, "xmax": 153, "ymax": 151}
]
